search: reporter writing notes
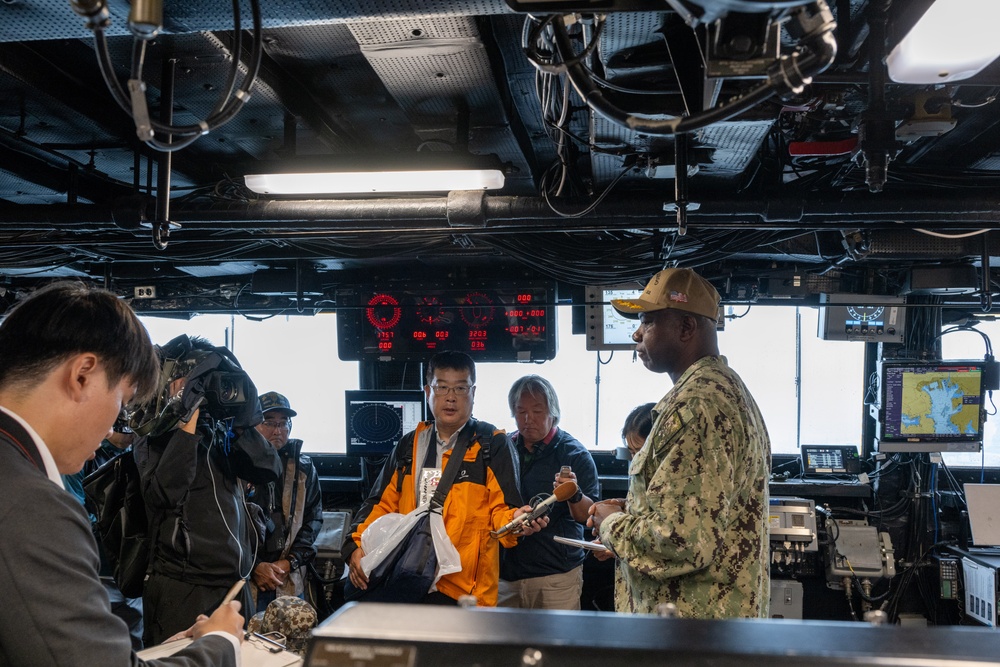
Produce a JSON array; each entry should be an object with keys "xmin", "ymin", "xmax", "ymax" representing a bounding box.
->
[
  {"xmin": 587, "ymin": 268, "xmax": 771, "ymax": 619},
  {"xmin": 0, "ymin": 282, "xmax": 243, "ymax": 666},
  {"xmin": 343, "ymin": 351, "xmax": 548, "ymax": 606}
]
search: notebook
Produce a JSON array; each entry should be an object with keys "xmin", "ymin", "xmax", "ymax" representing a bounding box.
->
[{"xmin": 965, "ymin": 484, "xmax": 1000, "ymax": 549}]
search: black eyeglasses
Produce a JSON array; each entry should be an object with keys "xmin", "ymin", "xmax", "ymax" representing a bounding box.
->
[
  {"xmin": 261, "ymin": 420, "xmax": 291, "ymax": 431},
  {"xmin": 430, "ymin": 383, "xmax": 473, "ymax": 396}
]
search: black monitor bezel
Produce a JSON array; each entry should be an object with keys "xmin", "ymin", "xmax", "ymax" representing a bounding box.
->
[
  {"xmin": 800, "ymin": 444, "xmax": 861, "ymax": 474},
  {"xmin": 877, "ymin": 359, "xmax": 986, "ymax": 445},
  {"xmin": 344, "ymin": 389, "xmax": 426, "ymax": 457}
]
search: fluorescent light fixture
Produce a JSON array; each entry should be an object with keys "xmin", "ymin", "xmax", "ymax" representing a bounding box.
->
[
  {"xmin": 887, "ymin": 0, "xmax": 1000, "ymax": 83},
  {"xmin": 244, "ymin": 168, "xmax": 505, "ymax": 195}
]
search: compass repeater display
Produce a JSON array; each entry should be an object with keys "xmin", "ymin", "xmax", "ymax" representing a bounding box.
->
[{"xmin": 818, "ymin": 294, "xmax": 905, "ymax": 343}]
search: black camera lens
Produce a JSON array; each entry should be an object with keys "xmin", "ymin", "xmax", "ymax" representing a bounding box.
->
[{"xmin": 218, "ymin": 375, "xmax": 241, "ymax": 403}]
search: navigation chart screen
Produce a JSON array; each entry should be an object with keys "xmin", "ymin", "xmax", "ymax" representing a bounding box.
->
[{"xmin": 880, "ymin": 361, "xmax": 985, "ymax": 443}]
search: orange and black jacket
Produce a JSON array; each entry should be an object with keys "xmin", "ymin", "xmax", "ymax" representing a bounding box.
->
[{"xmin": 344, "ymin": 418, "xmax": 523, "ymax": 606}]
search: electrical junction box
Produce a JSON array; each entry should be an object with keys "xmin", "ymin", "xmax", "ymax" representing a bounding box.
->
[
  {"xmin": 770, "ymin": 579, "xmax": 804, "ymax": 619},
  {"xmin": 818, "ymin": 293, "xmax": 905, "ymax": 343},
  {"xmin": 768, "ymin": 497, "xmax": 818, "ymax": 551},
  {"xmin": 827, "ymin": 519, "xmax": 895, "ymax": 582}
]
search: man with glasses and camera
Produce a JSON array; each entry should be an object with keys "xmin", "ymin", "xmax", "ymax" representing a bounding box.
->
[
  {"xmin": 344, "ymin": 350, "xmax": 547, "ymax": 606},
  {"xmin": 249, "ymin": 392, "xmax": 323, "ymax": 608}
]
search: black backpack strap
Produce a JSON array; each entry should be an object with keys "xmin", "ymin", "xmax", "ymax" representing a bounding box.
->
[
  {"xmin": 395, "ymin": 431, "xmax": 416, "ymax": 494},
  {"xmin": 473, "ymin": 419, "xmax": 494, "ymax": 467},
  {"xmin": 428, "ymin": 423, "xmax": 476, "ymax": 512}
]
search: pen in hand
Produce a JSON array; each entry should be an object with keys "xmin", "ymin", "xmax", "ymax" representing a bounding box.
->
[{"xmin": 221, "ymin": 579, "xmax": 246, "ymax": 607}]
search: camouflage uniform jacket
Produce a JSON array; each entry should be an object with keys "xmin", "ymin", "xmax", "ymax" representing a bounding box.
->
[{"xmin": 598, "ymin": 355, "xmax": 771, "ymax": 619}]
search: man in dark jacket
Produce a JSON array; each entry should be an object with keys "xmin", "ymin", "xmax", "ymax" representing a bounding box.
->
[
  {"xmin": 63, "ymin": 429, "xmax": 145, "ymax": 650},
  {"xmin": 0, "ymin": 282, "xmax": 244, "ymax": 666},
  {"xmin": 250, "ymin": 391, "xmax": 323, "ymax": 608},
  {"xmin": 498, "ymin": 375, "xmax": 600, "ymax": 610},
  {"xmin": 135, "ymin": 337, "xmax": 282, "ymax": 645}
]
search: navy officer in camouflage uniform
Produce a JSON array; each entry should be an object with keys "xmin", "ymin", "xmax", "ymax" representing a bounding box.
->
[{"xmin": 587, "ymin": 267, "xmax": 771, "ymax": 619}]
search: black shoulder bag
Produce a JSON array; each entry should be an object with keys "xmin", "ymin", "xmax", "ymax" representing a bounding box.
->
[{"xmin": 344, "ymin": 424, "xmax": 478, "ymax": 603}]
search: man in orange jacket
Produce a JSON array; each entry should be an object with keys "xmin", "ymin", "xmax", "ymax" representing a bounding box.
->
[{"xmin": 345, "ymin": 350, "xmax": 547, "ymax": 606}]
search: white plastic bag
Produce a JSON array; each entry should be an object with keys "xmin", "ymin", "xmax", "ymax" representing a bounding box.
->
[
  {"xmin": 359, "ymin": 503, "xmax": 461, "ymax": 587},
  {"xmin": 428, "ymin": 509, "xmax": 461, "ymax": 582},
  {"xmin": 358, "ymin": 509, "xmax": 417, "ymax": 578}
]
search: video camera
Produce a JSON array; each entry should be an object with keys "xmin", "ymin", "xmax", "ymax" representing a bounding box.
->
[
  {"xmin": 130, "ymin": 334, "xmax": 258, "ymax": 437},
  {"xmin": 202, "ymin": 367, "xmax": 252, "ymax": 417}
]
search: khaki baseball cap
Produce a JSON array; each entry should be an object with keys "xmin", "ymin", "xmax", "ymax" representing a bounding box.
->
[{"xmin": 611, "ymin": 268, "xmax": 720, "ymax": 320}]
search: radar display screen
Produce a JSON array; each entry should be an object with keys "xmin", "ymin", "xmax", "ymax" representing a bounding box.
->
[{"xmin": 345, "ymin": 390, "xmax": 425, "ymax": 457}]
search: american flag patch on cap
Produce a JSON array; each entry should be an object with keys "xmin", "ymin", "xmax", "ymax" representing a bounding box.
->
[{"xmin": 669, "ymin": 291, "xmax": 688, "ymax": 303}]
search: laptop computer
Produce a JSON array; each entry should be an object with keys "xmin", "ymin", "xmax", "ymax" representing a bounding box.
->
[{"xmin": 965, "ymin": 484, "xmax": 1000, "ymax": 550}]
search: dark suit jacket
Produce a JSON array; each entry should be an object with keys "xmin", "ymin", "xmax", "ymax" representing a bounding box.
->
[{"xmin": 0, "ymin": 409, "xmax": 237, "ymax": 667}]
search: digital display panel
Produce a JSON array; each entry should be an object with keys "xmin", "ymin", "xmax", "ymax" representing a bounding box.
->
[
  {"xmin": 345, "ymin": 390, "xmax": 425, "ymax": 457},
  {"xmin": 337, "ymin": 284, "xmax": 557, "ymax": 362},
  {"xmin": 878, "ymin": 360, "xmax": 985, "ymax": 449},
  {"xmin": 585, "ymin": 284, "xmax": 643, "ymax": 351},
  {"xmin": 818, "ymin": 294, "xmax": 905, "ymax": 343},
  {"xmin": 800, "ymin": 445, "xmax": 861, "ymax": 474}
]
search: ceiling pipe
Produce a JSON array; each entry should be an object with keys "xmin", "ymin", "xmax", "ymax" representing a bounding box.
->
[{"xmin": 3, "ymin": 194, "xmax": 1000, "ymax": 232}]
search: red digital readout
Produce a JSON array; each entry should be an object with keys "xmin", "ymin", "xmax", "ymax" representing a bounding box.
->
[
  {"xmin": 366, "ymin": 294, "xmax": 401, "ymax": 330},
  {"xmin": 461, "ymin": 292, "xmax": 495, "ymax": 327},
  {"xmin": 506, "ymin": 325, "xmax": 546, "ymax": 335},
  {"xmin": 506, "ymin": 308, "xmax": 546, "ymax": 318},
  {"xmin": 353, "ymin": 287, "xmax": 552, "ymax": 361}
]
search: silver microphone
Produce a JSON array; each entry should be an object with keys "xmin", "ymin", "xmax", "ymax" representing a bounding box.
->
[{"xmin": 491, "ymin": 481, "xmax": 579, "ymax": 538}]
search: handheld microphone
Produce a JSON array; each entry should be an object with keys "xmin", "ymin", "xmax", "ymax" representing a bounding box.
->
[{"xmin": 491, "ymin": 481, "xmax": 578, "ymax": 538}]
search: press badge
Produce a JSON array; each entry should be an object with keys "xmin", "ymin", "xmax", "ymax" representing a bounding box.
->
[{"xmin": 419, "ymin": 468, "xmax": 442, "ymax": 506}]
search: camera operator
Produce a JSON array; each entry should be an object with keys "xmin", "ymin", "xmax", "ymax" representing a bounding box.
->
[{"xmin": 134, "ymin": 336, "xmax": 281, "ymax": 645}]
